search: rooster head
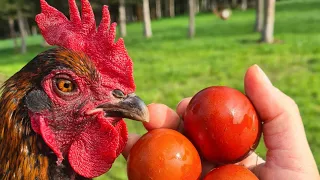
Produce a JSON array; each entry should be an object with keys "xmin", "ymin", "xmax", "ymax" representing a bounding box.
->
[{"xmin": 23, "ymin": 0, "xmax": 149, "ymax": 178}]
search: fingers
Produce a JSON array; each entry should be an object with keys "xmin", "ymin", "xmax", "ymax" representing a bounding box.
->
[
  {"xmin": 244, "ymin": 65, "xmax": 305, "ymax": 150},
  {"xmin": 122, "ymin": 133, "xmax": 141, "ymax": 160},
  {"xmin": 176, "ymin": 97, "xmax": 192, "ymax": 117},
  {"xmin": 244, "ymin": 64, "xmax": 298, "ymax": 123},
  {"xmin": 236, "ymin": 152, "xmax": 265, "ymax": 170},
  {"xmin": 143, "ymin": 103, "xmax": 181, "ymax": 131},
  {"xmin": 244, "ymin": 65, "xmax": 318, "ymax": 176},
  {"xmin": 237, "ymin": 153, "xmax": 265, "ymax": 179}
]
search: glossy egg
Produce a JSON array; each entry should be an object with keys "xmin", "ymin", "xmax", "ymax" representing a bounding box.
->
[
  {"xmin": 127, "ymin": 128, "xmax": 202, "ymax": 180},
  {"xmin": 184, "ymin": 86, "xmax": 262, "ymax": 164},
  {"xmin": 203, "ymin": 164, "xmax": 258, "ymax": 180}
]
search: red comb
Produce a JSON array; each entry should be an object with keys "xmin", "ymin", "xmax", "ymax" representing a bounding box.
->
[{"xmin": 36, "ymin": 0, "xmax": 135, "ymax": 92}]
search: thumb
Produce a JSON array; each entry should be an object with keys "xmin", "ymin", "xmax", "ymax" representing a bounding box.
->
[{"xmin": 244, "ymin": 65, "xmax": 318, "ymax": 177}]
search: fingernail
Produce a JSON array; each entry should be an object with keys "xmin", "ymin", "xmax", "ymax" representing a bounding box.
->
[{"xmin": 255, "ymin": 64, "xmax": 273, "ymax": 86}]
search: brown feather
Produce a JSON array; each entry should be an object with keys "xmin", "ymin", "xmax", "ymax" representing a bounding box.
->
[
  {"xmin": 0, "ymin": 48, "xmax": 95, "ymax": 180},
  {"xmin": 0, "ymin": 70, "xmax": 50, "ymax": 180}
]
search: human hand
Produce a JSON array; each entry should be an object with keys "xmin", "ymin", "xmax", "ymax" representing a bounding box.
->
[{"xmin": 122, "ymin": 65, "xmax": 320, "ymax": 180}]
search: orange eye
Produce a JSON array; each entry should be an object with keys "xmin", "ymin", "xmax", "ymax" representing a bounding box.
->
[{"xmin": 56, "ymin": 79, "xmax": 75, "ymax": 93}]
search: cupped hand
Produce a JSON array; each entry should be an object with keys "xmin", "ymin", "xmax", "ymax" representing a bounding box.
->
[{"xmin": 122, "ymin": 65, "xmax": 320, "ymax": 180}]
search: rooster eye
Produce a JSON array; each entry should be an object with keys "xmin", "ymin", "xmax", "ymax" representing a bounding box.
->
[
  {"xmin": 56, "ymin": 79, "xmax": 75, "ymax": 93},
  {"xmin": 112, "ymin": 89, "xmax": 125, "ymax": 98}
]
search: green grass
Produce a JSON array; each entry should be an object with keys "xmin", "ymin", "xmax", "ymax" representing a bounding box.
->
[{"xmin": 1, "ymin": 0, "xmax": 320, "ymax": 179}]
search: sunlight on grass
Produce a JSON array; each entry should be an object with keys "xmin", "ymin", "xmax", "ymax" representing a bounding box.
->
[{"xmin": 0, "ymin": 0, "xmax": 319, "ymax": 179}]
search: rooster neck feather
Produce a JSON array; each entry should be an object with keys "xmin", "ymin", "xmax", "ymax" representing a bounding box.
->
[
  {"xmin": 0, "ymin": 48, "xmax": 93, "ymax": 180},
  {"xmin": 0, "ymin": 70, "xmax": 51, "ymax": 180}
]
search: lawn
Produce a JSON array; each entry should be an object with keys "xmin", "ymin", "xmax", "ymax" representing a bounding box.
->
[{"xmin": 0, "ymin": 0, "xmax": 320, "ymax": 179}]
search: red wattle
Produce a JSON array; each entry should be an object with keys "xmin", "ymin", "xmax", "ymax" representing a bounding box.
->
[
  {"xmin": 68, "ymin": 117, "xmax": 128, "ymax": 178},
  {"xmin": 38, "ymin": 116, "xmax": 64, "ymax": 164}
]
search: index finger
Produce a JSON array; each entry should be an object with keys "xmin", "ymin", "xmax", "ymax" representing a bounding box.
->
[
  {"xmin": 122, "ymin": 103, "xmax": 182, "ymax": 160},
  {"xmin": 176, "ymin": 97, "xmax": 192, "ymax": 118},
  {"xmin": 143, "ymin": 103, "xmax": 181, "ymax": 131}
]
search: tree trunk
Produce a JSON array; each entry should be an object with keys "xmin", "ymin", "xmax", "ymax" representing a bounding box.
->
[
  {"xmin": 8, "ymin": 17, "xmax": 18, "ymax": 50},
  {"xmin": 223, "ymin": 0, "xmax": 229, "ymax": 8},
  {"xmin": 24, "ymin": 18, "xmax": 31, "ymax": 36},
  {"xmin": 201, "ymin": 0, "xmax": 208, "ymax": 11},
  {"xmin": 231, "ymin": 0, "xmax": 238, "ymax": 8},
  {"xmin": 169, "ymin": 0, "xmax": 175, "ymax": 17},
  {"xmin": 119, "ymin": 0, "xmax": 127, "ymax": 37},
  {"xmin": 206, "ymin": 0, "xmax": 212, "ymax": 10},
  {"xmin": 195, "ymin": 0, "xmax": 200, "ymax": 13},
  {"xmin": 156, "ymin": 0, "xmax": 162, "ymax": 19},
  {"xmin": 127, "ymin": 6, "xmax": 135, "ymax": 22},
  {"xmin": 261, "ymin": 0, "xmax": 275, "ymax": 43},
  {"xmin": 165, "ymin": 0, "xmax": 169, "ymax": 16},
  {"xmin": 241, "ymin": 0, "xmax": 248, "ymax": 10},
  {"xmin": 17, "ymin": 9, "xmax": 27, "ymax": 54},
  {"xmin": 255, "ymin": 0, "xmax": 264, "ymax": 32},
  {"xmin": 32, "ymin": 26, "xmax": 38, "ymax": 36},
  {"xmin": 188, "ymin": 0, "xmax": 195, "ymax": 39},
  {"xmin": 211, "ymin": 0, "xmax": 217, "ymax": 10},
  {"xmin": 143, "ymin": 0, "xmax": 152, "ymax": 38},
  {"xmin": 136, "ymin": 4, "xmax": 143, "ymax": 21}
]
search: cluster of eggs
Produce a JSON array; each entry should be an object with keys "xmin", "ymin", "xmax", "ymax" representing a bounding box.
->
[{"xmin": 127, "ymin": 86, "xmax": 262, "ymax": 180}]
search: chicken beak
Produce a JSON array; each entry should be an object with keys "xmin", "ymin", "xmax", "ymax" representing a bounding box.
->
[{"xmin": 98, "ymin": 94, "xmax": 149, "ymax": 122}]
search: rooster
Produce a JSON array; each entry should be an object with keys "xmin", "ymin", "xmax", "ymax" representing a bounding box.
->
[{"xmin": 0, "ymin": 0, "xmax": 149, "ymax": 179}]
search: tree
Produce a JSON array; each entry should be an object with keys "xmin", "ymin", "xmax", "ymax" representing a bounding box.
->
[
  {"xmin": 165, "ymin": 0, "xmax": 175, "ymax": 17},
  {"xmin": 156, "ymin": 0, "xmax": 162, "ymax": 19},
  {"xmin": 188, "ymin": 0, "xmax": 195, "ymax": 39},
  {"xmin": 8, "ymin": 17, "xmax": 18, "ymax": 49},
  {"xmin": 0, "ymin": 0, "xmax": 33, "ymax": 54},
  {"xmin": 119, "ymin": 0, "xmax": 126, "ymax": 37},
  {"xmin": 241, "ymin": 0, "xmax": 248, "ymax": 10},
  {"xmin": 211, "ymin": 0, "xmax": 217, "ymax": 10},
  {"xmin": 200, "ymin": 0, "xmax": 208, "ymax": 11},
  {"xmin": 17, "ymin": 8, "xmax": 27, "ymax": 53},
  {"xmin": 0, "ymin": 1, "xmax": 18, "ymax": 50},
  {"xmin": 231, "ymin": 0, "xmax": 238, "ymax": 8},
  {"xmin": 261, "ymin": 0, "xmax": 275, "ymax": 43},
  {"xmin": 142, "ymin": 0, "xmax": 152, "ymax": 38},
  {"xmin": 169, "ymin": 0, "xmax": 175, "ymax": 17},
  {"xmin": 195, "ymin": 0, "xmax": 200, "ymax": 13},
  {"xmin": 255, "ymin": 0, "xmax": 264, "ymax": 32}
]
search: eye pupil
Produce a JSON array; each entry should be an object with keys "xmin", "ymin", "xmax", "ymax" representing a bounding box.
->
[
  {"xmin": 64, "ymin": 83, "xmax": 70, "ymax": 89},
  {"xmin": 56, "ymin": 78, "xmax": 75, "ymax": 93}
]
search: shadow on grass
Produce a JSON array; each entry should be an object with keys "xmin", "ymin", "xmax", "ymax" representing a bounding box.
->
[
  {"xmin": 307, "ymin": 58, "xmax": 320, "ymax": 73},
  {"xmin": 238, "ymin": 39, "xmax": 261, "ymax": 44}
]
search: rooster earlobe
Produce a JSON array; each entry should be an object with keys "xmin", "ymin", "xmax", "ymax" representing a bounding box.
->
[{"xmin": 25, "ymin": 90, "xmax": 51, "ymax": 112}]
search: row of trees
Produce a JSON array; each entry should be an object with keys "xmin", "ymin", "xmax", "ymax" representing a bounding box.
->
[
  {"xmin": 0, "ymin": 0, "xmax": 31, "ymax": 53},
  {"xmin": 0, "ymin": 0, "xmax": 276, "ymax": 54},
  {"xmin": 137, "ymin": 0, "xmax": 275, "ymax": 42}
]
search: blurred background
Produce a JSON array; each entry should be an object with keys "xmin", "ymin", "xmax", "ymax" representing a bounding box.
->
[{"xmin": 0, "ymin": 0, "xmax": 319, "ymax": 179}]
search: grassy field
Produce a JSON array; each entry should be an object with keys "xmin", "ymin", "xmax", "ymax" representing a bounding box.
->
[{"xmin": 0, "ymin": 0, "xmax": 319, "ymax": 179}]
